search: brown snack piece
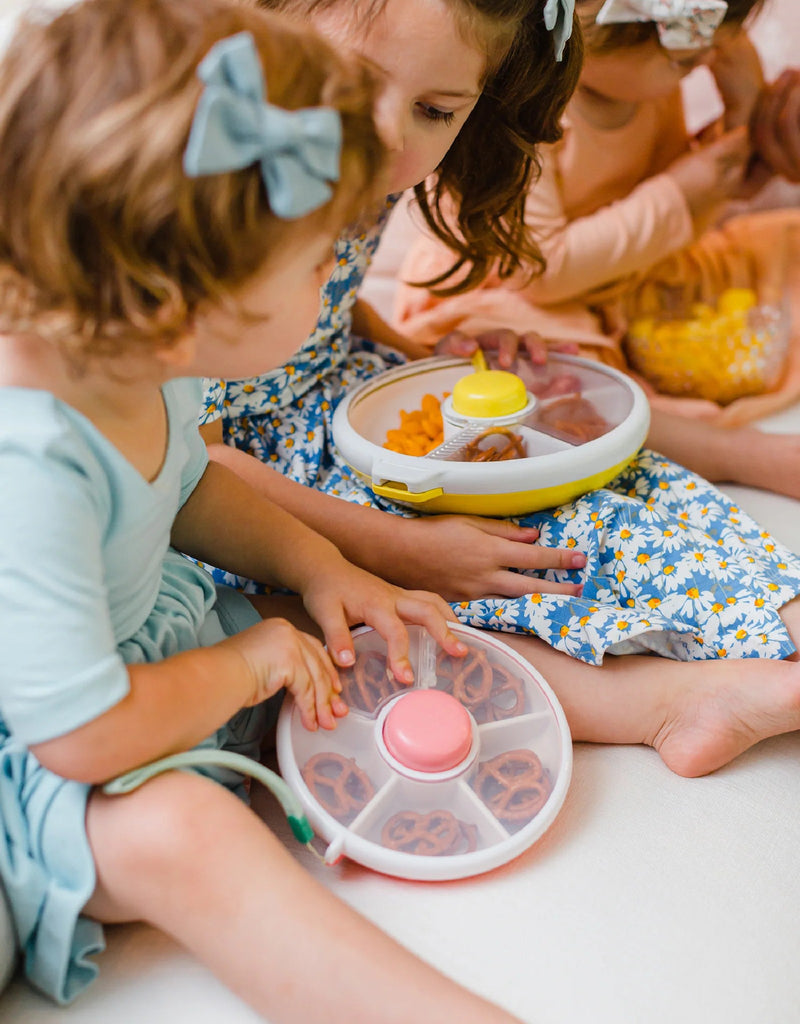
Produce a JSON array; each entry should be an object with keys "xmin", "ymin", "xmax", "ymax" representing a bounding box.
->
[
  {"xmin": 474, "ymin": 748, "xmax": 551, "ymax": 825},
  {"xmin": 380, "ymin": 810, "xmax": 479, "ymax": 856},
  {"xmin": 462, "ymin": 426, "xmax": 526, "ymax": 462},
  {"xmin": 482, "ymin": 662, "xmax": 526, "ymax": 722},
  {"xmin": 437, "ymin": 648, "xmax": 526, "ymax": 724},
  {"xmin": 535, "ymin": 395, "xmax": 609, "ymax": 443},
  {"xmin": 338, "ymin": 649, "xmax": 400, "ymax": 713},
  {"xmin": 302, "ymin": 752, "xmax": 375, "ymax": 823}
]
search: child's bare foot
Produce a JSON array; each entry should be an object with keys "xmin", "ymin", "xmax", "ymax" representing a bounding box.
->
[
  {"xmin": 500, "ymin": 631, "xmax": 800, "ymax": 777},
  {"xmin": 647, "ymin": 659, "xmax": 800, "ymax": 777}
]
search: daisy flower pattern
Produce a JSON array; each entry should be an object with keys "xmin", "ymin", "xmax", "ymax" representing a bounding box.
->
[
  {"xmin": 462, "ymin": 450, "xmax": 800, "ymax": 665},
  {"xmin": 200, "ymin": 205, "xmax": 800, "ymax": 667}
]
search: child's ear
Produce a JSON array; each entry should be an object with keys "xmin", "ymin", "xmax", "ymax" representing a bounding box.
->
[{"xmin": 156, "ymin": 333, "xmax": 196, "ymax": 369}]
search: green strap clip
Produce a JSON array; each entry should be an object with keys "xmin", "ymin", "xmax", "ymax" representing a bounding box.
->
[{"xmin": 103, "ymin": 749, "xmax": 316, "ymax": 850}]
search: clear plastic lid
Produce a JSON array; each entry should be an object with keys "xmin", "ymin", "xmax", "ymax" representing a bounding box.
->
[
  {"xmin": 276, "ymin": 623, "xmax": 572, "ymax": 881},
  {"xmin": 396, "ymin": 353, "xmax": 636, "ymax": 463},
  {"xmin": 492, "ymin": 353, "xmax": 633, "ymax": 450}
]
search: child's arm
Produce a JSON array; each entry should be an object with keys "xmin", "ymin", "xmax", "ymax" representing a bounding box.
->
[
  {"xmin": 708, "ymin": 30, "xmax": 765, "ymax": 131},
  {"xmin": 2, "ymin": 451, "xmax": 342, "ymax": 783},
  {"xmin": 751, "ymin": 68, "xmax": 800, "ymax": 182},
  {"xmin": 199, "ymin": 419, "xmax": 585, "ymax": 600},
  {"xmin": 351, "ymin": 297, "xmax": 430, "ymax": 359},
  {"xmin": 30, "ymin": 618, "xmax": 340, "ymax": 783},
  {"xmin": 26, "ymin": 463, "xmax": 468, "ymax": 784},
  {"xmin": 517, "ymin": 125, "xmax": 753, "ymax": 307},
  {"xmin": 170, "ymin": 458, "xmax": 467, "ymax": 675},
  {"xmin": 510, "ymin": 106, "xmax": 694, "ymax": 306}
]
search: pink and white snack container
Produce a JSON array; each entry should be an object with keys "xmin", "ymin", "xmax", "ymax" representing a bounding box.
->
[{"xmin": 276, "ymin": 622, "xmax": 572, "ymax": 881}]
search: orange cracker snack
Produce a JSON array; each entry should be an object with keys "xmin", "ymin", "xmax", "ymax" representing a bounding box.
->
[{"xmin": 384, "ymin": 392, "xmax": 446, "ymax": 456}]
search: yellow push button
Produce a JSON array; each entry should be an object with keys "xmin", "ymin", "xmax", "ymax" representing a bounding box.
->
[{"xmin": 451, "ymin": 370, "xmax": 528, "ymax": 419}]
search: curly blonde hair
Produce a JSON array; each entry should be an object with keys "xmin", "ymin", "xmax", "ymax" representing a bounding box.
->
[{"xmin": 0, "ymin": 0, "xmax": 384, "ymax": 359}]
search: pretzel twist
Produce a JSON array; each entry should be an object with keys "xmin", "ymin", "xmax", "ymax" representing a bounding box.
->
[
  {"xmin": 474, "ymin": 749, "xmax": 550, "ymax": 824},
  {"xmin": 483, "ymin": 663, "xmax": 526, "ymax": 722},
  {"xmin": 381, "ymin": 810, "xmax": 479, "ymax": 856},
  {"xmin": 339, "ymin": 649, "xmax": 398, "ymax": 713},
  {"xmin": 302, "ymin": 752, "xmax": 375, "ymax": 822},
  {"xmin": 437, "ymin": 649, "xmax": 526, "ymax": 724},
  {"xmin": 463, "ymin": 426, "xmax": 526, "ymax": 462},
  {"xmin": 439, "ymin": 648, "xmax": 493, "ymax": 706}
]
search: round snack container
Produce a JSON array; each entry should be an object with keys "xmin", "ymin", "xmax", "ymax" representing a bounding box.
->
[
  {"xmin": 331, "ymin": 353, "xmax": 650, "ymax": 516},
  {"xmin": 276, "ymin": 623, "xmax": 572, "ymax": 881}
]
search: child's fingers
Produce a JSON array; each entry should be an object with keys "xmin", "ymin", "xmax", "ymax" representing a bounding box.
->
[
  {"xmin": 313, "ymin": 602, "xmax": 356, "ymax": 672},
  {"xmin": 363, "ymin": 608, "xmax": 415, "ymax": 684},
  {"xmin": 433, "ymin": 330, "xmax": 476, "ymax": 357},
  {"xmin": 290, "ymin": 662, "xmax": 321, "ymax": 732},
  {"xmin": 520, "ymin": 331, "xmax": 548, "ymax": 365},
  {"xmin": 289, "ymin": 635, "xmax": 342, "ymax": 732},
  {"xmin": 495, "ymin": 331, "xmax": 519, "ymax": 369},
  {"xmin": 548, "ymin": 340, "xmax": 580, "ymax": 356},
  {"xmin": 463, "ymin": 517, "xmax": 541, "ymax": 542},
  {"xmin": 394, "ymin": 593, "xmax": 468, "ymax": 659},
  {"xmin": 302, "ymin": 637, "xmax": 345, "ymax": 731},
  {"xmin": 473, "ymin": 329, "xmax": 519, "ymax": 368},
  {"xmin": 495, "ymin": 537, "xmax": 587, "ymax": 575}
]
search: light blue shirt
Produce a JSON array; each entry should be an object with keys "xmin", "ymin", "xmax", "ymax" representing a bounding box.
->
[{"xmin": 0, "ymin": 377, "xmax": 211, "ymax": 746}]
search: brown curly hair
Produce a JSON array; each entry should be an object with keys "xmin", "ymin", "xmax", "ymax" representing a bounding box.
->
[
  {"xmin": 257, "ymin": 0, "xmax": 583, "ymax": 294},
  {"xmin": 578, "ymin": 0, "xmax": 766, "ymax": 54},
  {"xmin": 0, "ymin": 0, "xmax": 385, "ymax": 359}
]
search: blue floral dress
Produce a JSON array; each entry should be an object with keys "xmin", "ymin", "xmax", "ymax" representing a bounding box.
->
[{"xmin": 201, "ymin": 199, "xmax": 800, "ymax": 666}]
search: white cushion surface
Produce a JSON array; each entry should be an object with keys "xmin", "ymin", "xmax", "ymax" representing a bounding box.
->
[{"xmin": 3, "ymin": 714, "xmax": 799, "ymax": 1024}]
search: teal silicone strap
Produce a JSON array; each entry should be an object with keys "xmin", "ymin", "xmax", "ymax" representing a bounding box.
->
[{"xmin": 103, "ymin": 749, "xmax": 316, "ymax": 847}]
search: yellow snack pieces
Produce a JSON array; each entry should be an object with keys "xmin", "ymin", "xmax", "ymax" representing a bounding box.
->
[
  {"xmin": 626, "ymin": 288, "xmax": 786, "ymax": 405},
  {"xmin": 717, "ymin": 287, "xmax": 757, "ymax": 316}
]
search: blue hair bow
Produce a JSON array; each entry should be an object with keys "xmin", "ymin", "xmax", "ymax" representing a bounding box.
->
[
  {"xmin": 183, "ymin": 32, "xmax": 343, "ymax": 219},
  {"xmin": 544, "ymin": 0, "xmax": 576, "ymax": 61}
]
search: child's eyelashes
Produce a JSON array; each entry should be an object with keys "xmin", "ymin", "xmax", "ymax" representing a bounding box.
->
[{"xmin": 417, "ymin": 103, "xmax": 456, "ymax": 126}]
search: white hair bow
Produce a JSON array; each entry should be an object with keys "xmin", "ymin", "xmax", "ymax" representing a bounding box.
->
[{"xmin": 595, "ymin": 0, "xmax": 728, "ymax": 50}]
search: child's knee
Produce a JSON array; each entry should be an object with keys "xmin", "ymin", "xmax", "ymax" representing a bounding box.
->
[{"xmin": 90, "ymin": 770, "xmax": 245, "ymax": 882}]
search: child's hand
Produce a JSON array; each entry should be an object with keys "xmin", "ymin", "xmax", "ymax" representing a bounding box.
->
[
  {"xmin": 300, "ymin": 562, "xmax": 467, "ymax": 685},
  {"xmin": 667, "ymin": 126, "xmax": 752, "ymax": 218},
  {"xmin": 751, "ymin": 69, "xmax": 800, "ymax": 182},
  {"xmin": 381, "ymin": 515, "xmax": 585, "ymax": 602},
  {"xmin": 227, "ymin": 617, "xmax": 347, "ymax": 732},
  {"xmin": 435, "ymin": 328, "xmax": 578, "ymax": 368}
]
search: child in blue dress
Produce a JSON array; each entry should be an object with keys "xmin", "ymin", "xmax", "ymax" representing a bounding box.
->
[
  {"xmin": 201, "ymin": 0, "xmax": 800, "ymax": 779},
  {"xmin": 0, "ymin": 3, "xmax": 525, "ymax": 1022}
]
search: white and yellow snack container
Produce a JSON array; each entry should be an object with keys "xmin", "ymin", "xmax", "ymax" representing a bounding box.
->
[{"xmin": 331, "ymin": 353, "xmax": 650, "ymax": 516}]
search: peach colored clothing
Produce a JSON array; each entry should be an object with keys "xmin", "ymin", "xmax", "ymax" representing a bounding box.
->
[{"xmin": 395, "ymin": 91, "xmax": 800, "ymax": 426}]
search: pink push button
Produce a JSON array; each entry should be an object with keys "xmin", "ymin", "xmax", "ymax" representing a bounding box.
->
[{"xmin": 383, "ymin": 689, "xmax": 472, "ymax": 772}]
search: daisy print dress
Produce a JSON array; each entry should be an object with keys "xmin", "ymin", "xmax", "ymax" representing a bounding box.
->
[{"xmin": 201, "ymin": 200, "xmax": 800, "ymax": 666}]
